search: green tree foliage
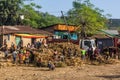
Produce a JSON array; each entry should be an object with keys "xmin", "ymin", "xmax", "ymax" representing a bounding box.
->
[
  {"xmin": 38, "ymin": 12, "xmax": 63, "ymax": 28},
  {"xmin": 0, "ymin": 0, "xmax": 23, "ymax": 25},
  {"xmin": 20, "ymin": 3, "xmax": 41, "ymax": 28},
  {"xmin": 21, "ymin": 3, "xmax": 63, "ymax": 28},
  {"xmin": 0, "ymin": 0, "xmax": 63, "ymax": 28},
  {"xmin": 67, "ymin": 0, "xmax": 108, "ymax": 36}
]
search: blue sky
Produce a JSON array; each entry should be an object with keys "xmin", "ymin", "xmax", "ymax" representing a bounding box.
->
[{"xmin": 30, "ymin": 0, "xmax": 120, "ymax": 18}]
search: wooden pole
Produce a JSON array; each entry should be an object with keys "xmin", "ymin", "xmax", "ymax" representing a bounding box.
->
[{"xmin": 61, "ymin": 11, "xmax": 70, "ymax": 43}]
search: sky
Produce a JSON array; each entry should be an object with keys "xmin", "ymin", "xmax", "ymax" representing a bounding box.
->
[{"xmin": 30, "ymin": 0, "xmax": 120, "ymax": 19}]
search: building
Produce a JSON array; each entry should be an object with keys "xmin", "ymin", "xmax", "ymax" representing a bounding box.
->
[
  {"xmin": 92, "ymin": 30, "xmax": 119, "ymax": 52},
  {"xmin": 0, "ymin": 25, "xmax": 53, "ymax": 48},
  {"xmin": 41, "ymin": 24, "xmax": 78, "ymax": 40}
]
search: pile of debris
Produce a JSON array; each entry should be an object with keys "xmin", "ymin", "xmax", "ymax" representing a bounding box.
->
[
  {"xmin": 1, "ymin": 42, "xmax": 120, "ymax": 68},
  {"xmin": 33, "ymin": 42, "xmax": 82, "ymax": 67}
]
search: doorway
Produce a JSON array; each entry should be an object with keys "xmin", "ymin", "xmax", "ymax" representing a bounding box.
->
[{"xmin": 31, "ymin": 38, "xmax": 36, "ymax": 44}]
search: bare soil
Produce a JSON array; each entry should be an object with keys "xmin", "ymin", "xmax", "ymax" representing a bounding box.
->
[{"xmin": 0, "ymin": 62, "xmax": 120, "ymax": 80}]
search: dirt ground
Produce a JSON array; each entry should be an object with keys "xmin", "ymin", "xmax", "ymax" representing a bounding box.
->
[{"xmin": 0, "ymin": 62, "xmax": 120, "ymax": 80}]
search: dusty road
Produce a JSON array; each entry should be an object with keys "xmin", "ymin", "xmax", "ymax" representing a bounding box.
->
[{"xmin": 0, "ymin": 63, "xmax": 120, "ymax": 80}]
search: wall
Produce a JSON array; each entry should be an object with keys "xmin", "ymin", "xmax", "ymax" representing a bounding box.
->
[
  {"xmin": 22, "ymin": 37, "xmax": 31, "ymax": 47},
  {"xmin": 22, "ymin": 37, "xmax": 45, "ymax": 47},
  {"xmin": 1, "ymin": 34, "xmax": 47, "ymax": 48},
  {"xmin": 3, "ymin": 34, "xmax": 16, "ymax": 48},
  {"xmin": 70, "ymin": 33, "xmax": 78, "ymax": 40},
  {"xmin": 96, "ymin": 38, "xmax": 114, "ymax": 52},
  {"xmin": 54, "ymin": 31, "xmax": 78, "ymax": 40}
]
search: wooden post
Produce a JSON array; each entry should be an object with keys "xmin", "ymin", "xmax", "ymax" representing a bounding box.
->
[{"xmin": 61, "ymin": 11, "xmax": 70, "ymax": 43}]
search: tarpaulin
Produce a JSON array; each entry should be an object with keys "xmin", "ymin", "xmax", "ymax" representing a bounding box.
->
[{"xmin": 15, "ymin": 34, "xmax": 47, "ymax": 38}]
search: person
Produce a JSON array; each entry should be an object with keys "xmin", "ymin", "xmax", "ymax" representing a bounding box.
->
[
  {"xmin": 73, "ymin": 49, "xmax": 77, "ymax": 57},
  {"xmin": 11, "ymin": 42, "xmax": 14, "ymax": 47},
  {"xmin": 3, "ymin": 39, "xmax": 7, "ymax": 45},
  {"xmin": 62, "ymin": 48, "xmax": 66, "ymax": 56},
  {"xmin": 118, "ymin": 47, "xmax": 120, "ymax": 59},
  {"xmin": 113, "ymin": 48, "xmax": 117, "ymax": 59},
  {"xmin": 4, "ymin": 47, "xmax": 8, "ymax": 59},
  {"xmin": 36, "ymin": 57, "xmax": 42, "ymax": 67},
  {"xmin": 31, "ymin": 44, "xmax": 35, "ymax": 49},
  {"xmin": 53, "ymin": 50, "xmax": 58, "ymax": 61},
  {"xmin": 19, "ymin": 39, "xmax": 23, "ymax": 48},
  {"xmin": 37, "ymin": 41, "xmax": 41, "ymax": 49},
  {"xmin": 109, "ymin": 47, "xmax": 113, "ymax": 58},
  {"xmin": 60, "ymin": 54, "xmax": 65, "ymax": 62},
  {"xmin": 34, "ymin": 40, "xmax": 37, "ymax": 48},
  {"xmin": 67, "ymin": 48, "xmax": 72, "ymax": 58},
  {"xmin": 81, "ymin": 48, "xmax": 86, "ymax": 60},
  {"xmin": 27, "ymin": 43, "xmax": 31, "ymax": 48},
  {"xmin": 94, "ymin": 47, "xmax": 100, "ymax": 59},
  {"xmin": 103, "ymin": 47, "xmax": 109, "ymax": 60},
  {"xmin": 29, "ymin": 50, "xmax": 35, "ymax": 63},
  {"xmin": 24, "ymin": 50, "xmax": 30, "ymax": 65},
  {"xmin": 12, "ymin": 50, "xmax": 17, "ymax": 64},
  {"xmin": 43, "ymin": 39, "xmax": 48, "ymax": 48},
  {"xmin": 3, "ymin": 44, "xmax": 8, "ymax": 59},
  {"xmin": 10, "ymin": 42, "xmax": 15, "ymax": 53},
  {"xmin": 18, "ymin": 48, "xmax": 24, "ymax": 64},
  {"xmin": 48, "ymin": 60, "xmax": 55, "ymax": 70},
  {"xmin": 87, "ymin": 46, "xmax": 93, "ymax": 60}
]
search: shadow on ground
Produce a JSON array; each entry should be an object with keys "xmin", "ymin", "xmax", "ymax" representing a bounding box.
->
[
  {"xmin": 96, "ymin": 75, "xmax": 120, "ymax": 79},
  {"xmin": 22, "ymin": 67, "xmax": 51, "ymax": 71}
]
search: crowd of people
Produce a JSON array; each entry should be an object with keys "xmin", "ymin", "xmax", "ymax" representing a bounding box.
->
[
  {"xmin": 2, "ymin": 43, "xmax": 35, "ymax": 65},
  {"xmin": 1, "ymin": 39, "xmax": 120, "ymax": 70},
  {"xmin": 1, "ymin": 39, "xmax": 47, "ymax": 64},
  {"xmin": 80, "ymin": 46, "xmax": 120, "ymax": 62}
]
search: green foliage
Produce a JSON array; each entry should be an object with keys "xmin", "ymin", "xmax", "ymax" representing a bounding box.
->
[
  {"xmin": 0, "ymin": 0, "xmax": 63, "ymax": 28},
  {"xmin": 21, "ymin": 4, "xmax": 63, "ymax": 28},
  {"xmin": 38, "ymin": 13, "xmax": 63, "ymax": 28},
  {"xmin": 67, "ymin": 0, "xmax": 108, "ymax": 36},
  {"xmin": 0, "ymin": 0, "xmax": 22, "ymax": 25},
  {"xmin": 20, "ymin": 1, "xmax": 64, "ymax": 28},
  {"xmin": 20, "ymin": 3, "xmax": 40, "ymax": 28},
  {"xmin": 1, "ymin": 0, "xmax": 107, "ymax": 30}
]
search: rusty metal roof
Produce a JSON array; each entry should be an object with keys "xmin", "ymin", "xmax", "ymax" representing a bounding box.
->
[{"xmin": 0, "ymin": 25, "xmax": 53, "ymax": 35}]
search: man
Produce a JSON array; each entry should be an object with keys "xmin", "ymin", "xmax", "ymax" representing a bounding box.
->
[
  {"xmin": 87, "ymin": 46, "xmax": 93, "ymax": 60},
  {"xmin": 81, "ymin": 48, "xmax": 86, "ymax": 60}
]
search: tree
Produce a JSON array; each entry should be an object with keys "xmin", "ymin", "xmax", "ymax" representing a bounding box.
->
[
  {"xmin": 0, "ymin": 0, "xmax": 63, "ymax": 28},
  {"xmin": 0, "ymin": 0, "xmax": 40, "ymax": 26},
  {"xmin": 21, "ymin": 3, "xmax": 63, "ymax": 28},
  {"xmin": 20, "ymin": 3, "xmax": 41, "ymax": 28},
  {"xmin": 67, "ymin": 0, "xmax": 108, "ymax": 37},
  {"xmin": 38, "ymin": 12, "xmax": 63, "ymax": 28},
  {"xmin": 0, "ymin": 0, "xmax": 29, "ymax": 25}
]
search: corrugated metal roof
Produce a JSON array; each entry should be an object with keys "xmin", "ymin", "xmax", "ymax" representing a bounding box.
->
[
  {"xmin": 102, "ymin": 30, "xmax": 119, "ymax": 35},
  {"xmin": 0, "ymin": 25, "xmax": 53, "ymax": 35}
]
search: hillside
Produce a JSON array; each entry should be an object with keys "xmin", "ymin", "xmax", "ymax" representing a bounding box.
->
[{"xmin": 108, "ymin": 19, "xmax": 120, "ymax": 29}]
